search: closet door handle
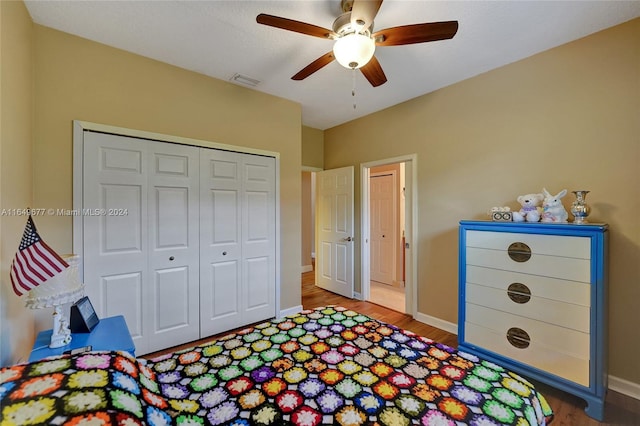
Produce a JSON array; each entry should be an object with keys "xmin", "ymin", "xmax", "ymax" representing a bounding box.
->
[
  {"xmin": 222, "ymin": 251, "xmax": 228, "ymax": 256},
  {"xmin": 169, "ymin": 256, "xmax": 175, "ymax": 261}
]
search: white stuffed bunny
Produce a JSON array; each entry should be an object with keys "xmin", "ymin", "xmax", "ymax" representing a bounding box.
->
[{"xmin": 541, "ymin": 188, "xmax": 568, "ymax": 223}]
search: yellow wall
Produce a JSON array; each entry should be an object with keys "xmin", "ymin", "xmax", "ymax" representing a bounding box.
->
[
  {"xmin": 0, "ymin": 0, "xmax": 36, "ymax": 365},
  {"xmin": 302, "ymin": 125, "xmax": 324, "ymax": 169},
  {"xmin": 325, "ymin": 18, "xmax": 640, "ymax": 384}
]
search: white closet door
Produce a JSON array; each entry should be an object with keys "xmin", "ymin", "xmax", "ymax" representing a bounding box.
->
[
  {"xmin": 241, "ymin": 154, "xmax": 276, "ymax": 324},
  {"xmin": 147, "ymin": 144, "xmax": 200, "ymax": 352},
  {"xmin": 84, "ymin": 132, "xmax": 149, "ymax": 353},
  {"xmin": 200, "ymin": 150, "xmax": 276, "ymax": 336},
  {"xmin": 83, "ymin": 132, "xmax": 200, "ymax": 355},
  {"xmin": 200, "ymin": 149, "xmax": 243, "ymax": 335}
]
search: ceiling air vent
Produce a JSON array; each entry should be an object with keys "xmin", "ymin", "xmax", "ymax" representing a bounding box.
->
[{"xmin": 230, "ymin": 73, "xmax": 261, "ymax": 87}]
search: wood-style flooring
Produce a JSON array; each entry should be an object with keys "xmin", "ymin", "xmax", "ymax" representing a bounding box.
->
[{"xmin": 145, "ymin": 271, "xmax": 640, "ymax": 425}]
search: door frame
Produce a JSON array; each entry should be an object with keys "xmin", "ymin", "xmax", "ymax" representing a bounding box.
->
[
  {"xmin": 360, "ymin": 154, "xmax": 417, "ymax": 316},
  {"xmin": 72, "ymin": 120, "xmax": 282, "ymax": 316}
]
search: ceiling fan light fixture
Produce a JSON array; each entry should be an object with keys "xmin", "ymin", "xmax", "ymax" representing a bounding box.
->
[{"xmin": 333, "ymin": 33, "xmax": 375, "ymax": 69}]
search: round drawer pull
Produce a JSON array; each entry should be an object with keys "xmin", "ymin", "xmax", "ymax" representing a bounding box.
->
[
  {"xmin": 507, "ymin": 242, "xmax": 531, "ymax": 262},
  {"xmin": 222, "ymin": 251, "xmax": 227, "ymax": 256},
  {"xmin": 507, "ymin": 283, "xmax": 531, "ymax": 304},
  {"xmin": 506, "ymin": 327, "xmax": 530, "ymax": 349}
]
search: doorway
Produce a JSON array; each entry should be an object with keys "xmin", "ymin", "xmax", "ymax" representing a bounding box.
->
[
  {"xmin": 369, "ymin": 164, "xmax": 405, "ymax": 312},
  {"xmin": 361, "ymin": 155, "xmax": 416, "ymax": 316},
  {"xmin": 302, "ymin": 156, "xmax": 416, "ymax": 317}
]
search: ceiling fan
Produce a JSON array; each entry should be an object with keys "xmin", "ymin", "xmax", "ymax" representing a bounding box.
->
[{"xmin": 256, "ymin": 0, "xmax": 458, "ymax": 87}]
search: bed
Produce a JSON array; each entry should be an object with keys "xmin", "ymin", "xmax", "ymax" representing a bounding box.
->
[{"xmin": 1, "ymin": 306, "xmax": 553, "ymax": 425}]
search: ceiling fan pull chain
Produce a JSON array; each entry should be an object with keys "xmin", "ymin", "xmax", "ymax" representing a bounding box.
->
[{"xmin": 352, "ymin": 68, "xmax": 357, "ymax": 109}]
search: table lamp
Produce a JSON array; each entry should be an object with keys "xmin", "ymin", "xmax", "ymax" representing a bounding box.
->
[{"xmin": 25, "ymin": 254, "xmax": 85, "ymax": 348}]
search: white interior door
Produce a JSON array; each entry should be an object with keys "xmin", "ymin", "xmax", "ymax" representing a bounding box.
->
[
  {"xmin": 315, "ymin": 166, "xmax": 354, "ymax": 298},
  {"xmin": 370, "ymin": 172, "xmax": 396, "ymax": 285},
  {"xmin": 83, "ymin": 132, "xmax": 200, "ymax": 355},
  {"xmin": 241, "ymin": 155, "xmax": 276, "ymax": 324},
  {"xmin": 83, "ymin": 132, "xmax": 149, "ymax": 353},
  {"xmin": 147, "ymin": 144, "xmax": 200, "ymax": 352},
  {"xmin": 200, "ymin": 149, "xmax": 243, "ymax": 336},
  {"xmin": 199, "ymin": 150, "xmax": 276, "ymax": 336}
]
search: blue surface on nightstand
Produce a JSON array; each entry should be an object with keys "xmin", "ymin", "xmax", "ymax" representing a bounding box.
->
[{"xmin": 29, "ymin": 315, "xmax": 135, "ymax": 362}]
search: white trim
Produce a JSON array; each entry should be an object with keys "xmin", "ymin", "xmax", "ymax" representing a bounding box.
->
[
  {"xmin": 414, "ymin": 312, "xmax": 458, "ymax": 335},
  {"xmin": 278, "ymin": 305, "xmax": 303, "ymax": 318},
  {"xmin": 301, "ymin": 265, "xmax": 313, "ymax": 273},
  {"xmin": 608, "ymin": 375, "xmax": 640, "ymax": 401},
  {"xmin": 302, "ymin": 166, "xmax": 323, "ymax": 172},
  {"xmin": 353, "ymin": 292, "xmax": 362, "ymax": 300},
  {"xmin": 73, "ymin": 120, "xmax": 280, "ymax": 158},
  {"xmin": 360, "ymin": 154, "xmax": 418, "ymax": 317},
  {"xmin": 72, "ymin": 119, "xmax": 282, "ymax": 316}
]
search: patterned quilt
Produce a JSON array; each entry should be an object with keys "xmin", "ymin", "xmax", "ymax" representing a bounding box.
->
[{"xmin": 1, "ymin": 306, "xmax": 553, "ymax": 425}]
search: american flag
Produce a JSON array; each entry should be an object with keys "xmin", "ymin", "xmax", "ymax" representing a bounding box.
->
[{"xmin": 10, "ymin": 215, "xmax": 69, "ymax": 296}]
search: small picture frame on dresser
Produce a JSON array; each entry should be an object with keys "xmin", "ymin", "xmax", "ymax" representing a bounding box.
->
[{"xmin": 70, "ymin": 296, "xmax": 100, "ymax": 333}]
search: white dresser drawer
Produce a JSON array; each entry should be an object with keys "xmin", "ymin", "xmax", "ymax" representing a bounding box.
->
[
  {"xmin": 466, "ymin": 230, "xmax": 591, "ymax": 259},
  {"xmin": 465, "ymin": 303, "xmax": 590, "ymax": 386},
  {"xmin": 465, "ymin": 303, "xmax": 590, "ymax": 361},
  {"xmin": 465, "ymin": 321, "xmax": 589, "ymax": 386},
  {"xmin": 466, "ymin": 283, "xmax": 590, "ymax": 332},
  {"xmin": 466, "ymin": 265, "xmax": 590, "ymax": 306},
  {"xmin": 466, "ymin": 246, "xmax": 591, "ymax": 282}
]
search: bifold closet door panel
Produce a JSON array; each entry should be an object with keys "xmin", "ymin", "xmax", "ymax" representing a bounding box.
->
[
  {"xmin": 83, "ymin": 132, "xmax": 200, "ymax": 355},
  {"xmin": 241, "ymin": 155, "xmax": 276, "ymax": 324},
  {"xmin": 147, "ymin": 143, "xmax": 201, "ymax": 353},
  {"xmin": 83, "ymin": 132, "xmax": 149, "ymax": 353},
  {"xmin": 199, "ymin": 149, "xmax": 276, "ymax": 336},
  {"xmin": 200, "ymin": 149, "xmax": 243, "ymax": 336}
]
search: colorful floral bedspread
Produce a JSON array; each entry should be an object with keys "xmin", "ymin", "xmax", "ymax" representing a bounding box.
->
[
  {"xmin": 1, "ymin": 306, "xmax": 553, "ymax": 425},
  {"xmin": 0, "ymin": 350, "xmax": 170, "ymax": 425}
]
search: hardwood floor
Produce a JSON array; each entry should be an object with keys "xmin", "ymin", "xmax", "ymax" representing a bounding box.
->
[{"xmin": 145, "ymin": 271, "xmax": 640, "ymax": 425}]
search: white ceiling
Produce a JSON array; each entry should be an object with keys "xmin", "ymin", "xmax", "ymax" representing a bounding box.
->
[{"xmin": 24, "ymin": 1, "xmax": 640, "ymax": 130}]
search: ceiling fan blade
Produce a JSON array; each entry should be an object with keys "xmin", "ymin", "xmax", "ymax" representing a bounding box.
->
[
  {"xmin": 292, "ymin": 52, "xmax": 336, "ymax": 80},
  {"xmin": 350, "ymin": 0, "xmax": 383, "ymax": 31},
  {"xmin": 373, "ymin": 21, "xmax": 458, "ymax": 46},
  {"xmin": 360, "ymin": 55, "xmax": 387, "ymax": 87},
  {"xmin": 257, "ymin": 14, "xmax": 335, "ymax": 39}
]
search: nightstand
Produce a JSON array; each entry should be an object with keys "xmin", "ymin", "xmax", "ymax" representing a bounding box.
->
[{"xmin": 29, "ymin": 315, "xmax": 135, "ymax": 362}]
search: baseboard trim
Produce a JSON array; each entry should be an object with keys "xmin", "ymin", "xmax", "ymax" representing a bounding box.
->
[
  {"xmin": 414, "ymin": 312, "xmax": 458, "ymax": 335},
  {"xmin": 609, "ymin": 375, "xmax": 640, "ymax": 400},
  {"xmin": 301, "ymin": 265, "xmax": 313, "ymax": 273},
  {"xmin": 353, "ymin": 292, "xmax": 362, "ymax": 300},
  {"xmin": 279, "ymin": 305, "xmax": 303, "ymax": 318}
]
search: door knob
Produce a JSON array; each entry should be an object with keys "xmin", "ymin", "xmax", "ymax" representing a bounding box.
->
[
  {"xmin": 169, "ymin": 256, "xmax": 175, "ymax": 261},
  {"xmin": 222, "ymin": 251, "xmax": 227, "ymax": 256},
  {"xmin": 344, "ymin": 236, "xmax": 353, "ymax": 242}
]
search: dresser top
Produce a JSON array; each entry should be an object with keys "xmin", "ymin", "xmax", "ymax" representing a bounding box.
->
[{"xmin": 460, "ymin": 220, "xmax": 608, "ymax": 232}]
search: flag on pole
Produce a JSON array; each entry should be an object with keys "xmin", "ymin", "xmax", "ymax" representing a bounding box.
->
[{"xmin": 10, "ymin": 215, "xmax": 69, "ymax": 296}]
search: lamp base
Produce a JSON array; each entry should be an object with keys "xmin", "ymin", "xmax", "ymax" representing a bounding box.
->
[{"xmin": 49, "ymin": 305, "xmax": 72, "ymax": 349}]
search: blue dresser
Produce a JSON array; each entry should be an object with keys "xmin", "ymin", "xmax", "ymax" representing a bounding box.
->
[{"xmin": 458, "ymin": 220, "xmax": 608, "ymax": 420}]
